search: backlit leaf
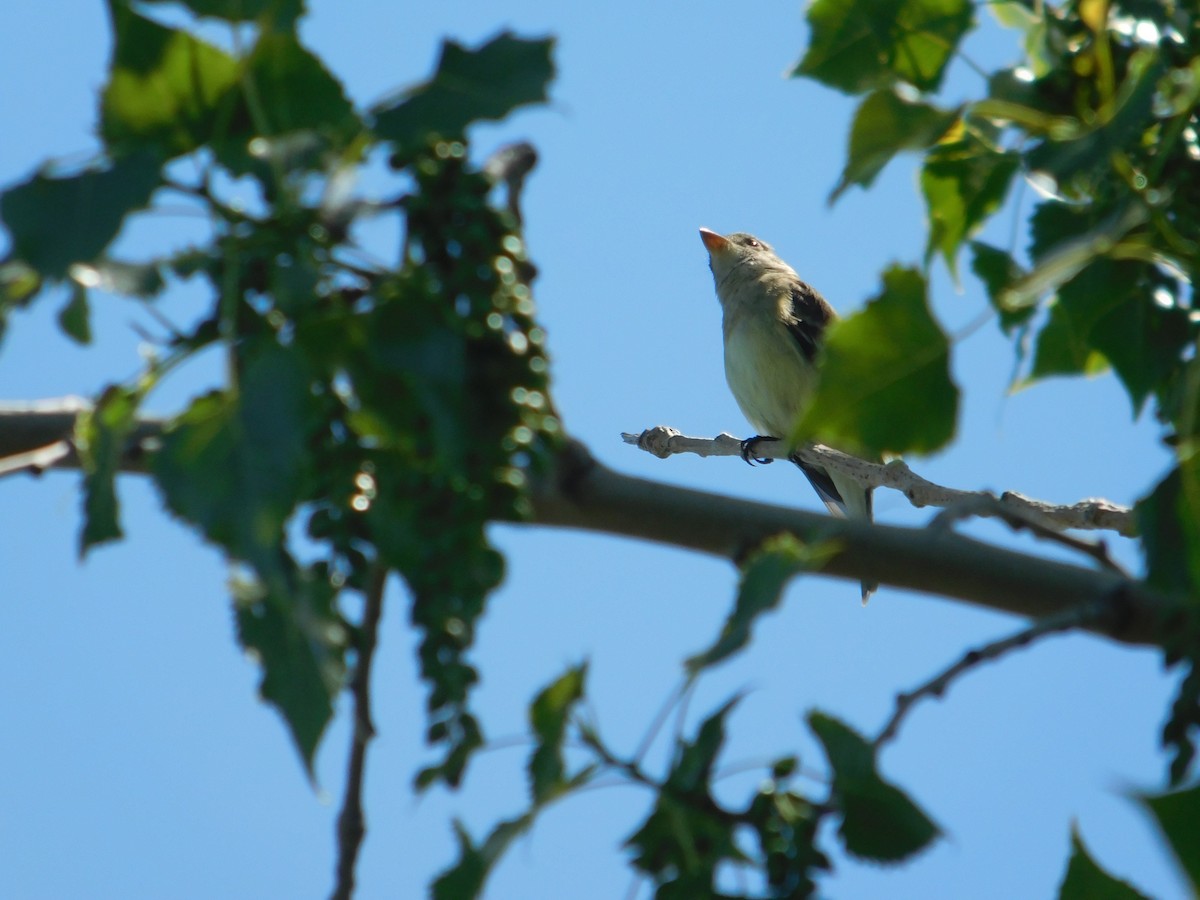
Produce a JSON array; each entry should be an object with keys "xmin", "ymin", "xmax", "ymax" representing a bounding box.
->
[
  {"xmin": 795, "ymin": 266, "xmax": 957, "ymax": 456},
  {"xmin": 794, "ymin": 0, "xmax": 973, "ymax": 94}
]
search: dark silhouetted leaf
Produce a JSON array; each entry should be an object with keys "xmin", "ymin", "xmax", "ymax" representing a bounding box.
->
[
  {"xmin": 686, "ymin": 533, "xmax": 832, "ymax": 674},
  {"xmin": 625, "ymin": 698, "xmax": 745, "ymax": 893},
  {"xmin": 795, "ymin": 266, "xmax": 958, "ymax": 456},
  {"xmin": 151, "ymin": 343, "xmax": 336, "ymax": 771},
  {"xmin": 151, "ymin": 343, "xmax": 318, "ymax": 566},
  {"xmin": 1135, "ymin": 466, "xmax": 1198, "ymax": 597},
  {"xmin": 831, "ymin": 90, "xmax": 959, "ymax": 203},
  {"xmin": 528, "ymin": 663, "xmax": 587, "ymax": 803},
  {"xmin": 746, "ymin": 784, "xmax": 831, "ymax": 897},
  {"xmin": 969, "ymin": 241, "xmax": 1033, "ymax": 334},
  {"xmin": 57, "ymin": 283, "xmax": 92, "ymax": 345},
  {"xmin": 1092, "ymin": 300, "xmax": 1191, "ymax": 416},
  {"xmin": 794, "ymin": 0, "xmax": 974, "ymax": 94},
  {"xmin": 373, "ymin": 32, "xmax": 554, "ymax": 155},
  {"xmin": 808, "ymin": 711, "xmax": 940, "ymax": 862},
  {"xmin": 1057, "ymin": 825, "xmax": 1151, "ymax": 900},
  {"xmin": 76, "ymin": 385, "xmax": 141, "ymax": 555},
  {"xmin": 233, "ymin": 564, "xmax": 346, "ymax": 772},
  {"xmin": 101, "ymin": 7, "xmax": 240, "ymax": 158},
  {"xmin": 0, "ymin": 152, "xmax": 160, "ymax": 280},
  {"xmin": 1138, "ymin": 782, "xmax": 1200, "ymax": 890},
  {"xmin": 1028, "ymin": 298, "xmax": 1109, "ymax": 382}
]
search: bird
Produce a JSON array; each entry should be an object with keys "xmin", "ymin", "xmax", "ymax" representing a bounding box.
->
[{"xmin": 699, "ymin": 226, "xmax": 877, "ymax": 603}]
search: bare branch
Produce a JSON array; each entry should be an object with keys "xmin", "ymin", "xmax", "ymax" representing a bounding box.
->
[
  {"xmin": 331, "ymin": 563, "xmax": 388, "ymax": 900},
  {"xmin": 873, "ymin": 604, "xmax": 1103, "ymax": 752},
  {"xmin": 622, "ymin": 426, "xmax": 1135, "ymax": 537}
]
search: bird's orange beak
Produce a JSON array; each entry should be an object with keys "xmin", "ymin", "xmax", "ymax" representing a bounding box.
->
[{"xmin": 699, "ymin": 227, "xmax": 729, "ymax": 254}]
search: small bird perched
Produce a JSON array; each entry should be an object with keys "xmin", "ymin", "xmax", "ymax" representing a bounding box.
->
[{"xmin": 699, "ymin": 227, "xmax": 877, "ymax": 603}]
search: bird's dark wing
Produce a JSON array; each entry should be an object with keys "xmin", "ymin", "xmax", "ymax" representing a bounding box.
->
[
  {"xmin": 783, "ymin": 282, "xmax": 836, "ymax": 362},
  {"xmin": 790, "ymin": 456, "xmax": 846, "ymax": 515}
]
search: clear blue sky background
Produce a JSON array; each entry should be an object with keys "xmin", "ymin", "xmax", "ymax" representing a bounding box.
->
[{"xmin": 0, "ymin": 2, "xmax": 1189, "ymax": 899}]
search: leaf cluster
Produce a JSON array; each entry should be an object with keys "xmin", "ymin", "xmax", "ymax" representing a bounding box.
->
[
  {"xmin": 793, "ymin": 0, "xmax": 1200, "ymax": 791},
  {"xmin": 0, "ymin": 0, "xmax": 558, "ymax": 784}
]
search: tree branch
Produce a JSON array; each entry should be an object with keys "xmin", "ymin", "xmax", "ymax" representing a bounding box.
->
[
  {"xmin": 331, "ymin": 563, "xmax": 388, "ymax": 900},
  {"xmin": 622, "ymin": 426, "xmax": 1135, "ymax": 537},
  {"xmin": 872, "ymin": 604, "xmax": 1101, "ymax": 752},
  {"xmin": 0, "ymin": 399, "xmax": 1178, "ymax": 648},
  {"xmin": 534, "ymin": 440, "xmax": 1174, "ymax": 648}
]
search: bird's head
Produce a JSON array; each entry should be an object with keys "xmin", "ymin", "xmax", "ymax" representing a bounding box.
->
[{"xmin": 699, "ymin": 228, "xmax": 786, "ymax": 287}]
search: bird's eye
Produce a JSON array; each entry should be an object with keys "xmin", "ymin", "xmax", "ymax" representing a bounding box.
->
[{"xmin": 746, "ymin": 239, "xmax": 760, "ymax": 248}]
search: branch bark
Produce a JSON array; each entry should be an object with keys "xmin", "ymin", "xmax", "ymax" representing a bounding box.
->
[
  {"xmin": 0, "ymin": 399, "xmax": 1178, "ymax": 649},
  {"xmin": 533, "ymin": 440, "xmax": 1174, "ymax": 648},
  {"xmin": 623, "ymin": 426, "xmax": 1135, "ymax": 536},
  {"xmin": 331, "ymin": 563, "xmax": 387, "ymax": 900}
]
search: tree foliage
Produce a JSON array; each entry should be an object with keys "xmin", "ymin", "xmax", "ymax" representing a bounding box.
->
[{"xmin": 1, "ymin": 0, "xmax": 1199, "ymax": 897}]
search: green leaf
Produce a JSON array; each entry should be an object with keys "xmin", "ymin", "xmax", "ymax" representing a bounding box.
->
[
  {"xmin": 1088, "ymin": 292, "xmax": 1191, "ymax": 415},
  {"xmin": 138, "ymin": 0, "xmax": 304, "ymax": 26},
  {"xmin": 0, "ymin": 153, "xmax": 160, "ymax": 280},
  {"xmin": 151, "ymin": 343, "xmax": 337, "ymax": 770},
  {"xmin": 831, "ymin": 90, "xmax": 959, "ymax": 203},
  {"xmin": 1057, "ymin": 825, "xmax": 1151, "ymax": 900},
  {"xmin": 372, "ymin": 32, "xmax": 554, "ymax": 155},
  {"xmin": 1025, "ymin": 259, "xmax": 1139, "ymax": 383},
  {"xmin": 0, "ymin": 261, "xmax": 41, "ymax": 305},
  {"xmin": 75, "ymin": 385, "xmax": 142, "ymax": 556},
  {"xmin": 1136, "ymin": 466, "xmax": 1198, "ymax": 597},
  {"xmin": 211, "ymin": 31, "xmax": 360, "ymax": 174},
  {"xmin": 1014, "ymin": 204, "xmax": 1149, "ymax": 312},
  {"xmin": 625, "ymin": 699, "xmax": 745, "ymax": 890},
  {"xmin": 528, "ymin": 663, "xmax": 587, "ymax": 803},
  {"xmin": 1138, "ymin": 782, "xmax": 1200, "ymax": 891},
  {"xmin": 795, "ymin": 265, "xmax": 958, "ymax": 456},
  {"xmin": 433, "ymin": 766, "xmax": 595, "ymax": 899},
  {"xmin": 669, "ymin": 696, "xmax": 740, "ymax": 793},
  {"xmin": 232, "ymin": 563, "xmax": 346, "ymax": 772},
  {"xmin": 746, "ymin": 785, "xmax": 831, "ymax": 897},
  {"xmin": 808, "ymin": 711, "xmax": 940, "ymax": 862},
  {"xmin": 922, "ymin": 137, "xmax": 1020, "ymax": 273},
  {"xmin": 57, "ymin": 283, "xmax": 92, "ymax": 345},
  {"xmin": 1021, "ymin": 258, "xmax": 1185, "ymax": 411},
  {"xmin": 100, "ymin": 6, "xmax": 241, "ymax": 159},
  {"xmin": 686, "ymin": 533, "xmax": 832, "ymax": 674},
  {"xmin": 1027, "ymin": 298, "xmax": 1110, "ymax": 383},
  {"xmin": 969, "ymin": 241, "xmax": 1033, "ymax": 334},
  {"xmin": 794, "ymin": 0, "xmax": 974, "ymax": 94},
  {"xmin": 151, "ymin": 343, "xmax": 318, "ymax": 567},
  {"xmin": 1027, "ymin": 51, "xmax": 1164, "ymax": 190}
]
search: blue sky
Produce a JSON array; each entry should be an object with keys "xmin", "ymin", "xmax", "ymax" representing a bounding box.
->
[{"xmin": 0, "ymin": 2, "xmax": 1189, "ymax": 898}]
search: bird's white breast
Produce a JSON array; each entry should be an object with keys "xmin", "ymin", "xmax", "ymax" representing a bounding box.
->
[{"xmin": 723, "ymin": 311, "xmax": 816, "ymax": 441}]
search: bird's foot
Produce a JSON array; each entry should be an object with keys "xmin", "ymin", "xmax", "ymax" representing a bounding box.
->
[{"xmin": 739, "ymin": 435, "xmax": 779, "ymax": 466}]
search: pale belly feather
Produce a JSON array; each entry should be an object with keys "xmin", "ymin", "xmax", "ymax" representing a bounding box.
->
[{"xmin": 723, "ymin": 315, "xmax": 815, "ymax": 441}]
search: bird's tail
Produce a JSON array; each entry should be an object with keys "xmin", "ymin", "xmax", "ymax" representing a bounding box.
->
[{"xmin": 793, "ymin": 458, "xmax": 877, "ymax": 603}]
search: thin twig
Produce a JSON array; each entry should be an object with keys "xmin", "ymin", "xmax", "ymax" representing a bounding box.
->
[
  {"xmin": 0, "ymin": 440, "xmax": 74, "ymax": 478},
  {"xmin": 622, "ymin": 426, "xmax": 1135, "ymax": 537},
  {"xmin": 872, "ymin": 603, "xmax": 1104, "ymax": 752},
  {"xmin": 331, "ymin": 563, "xmax": 388, "ymax": 900}
]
